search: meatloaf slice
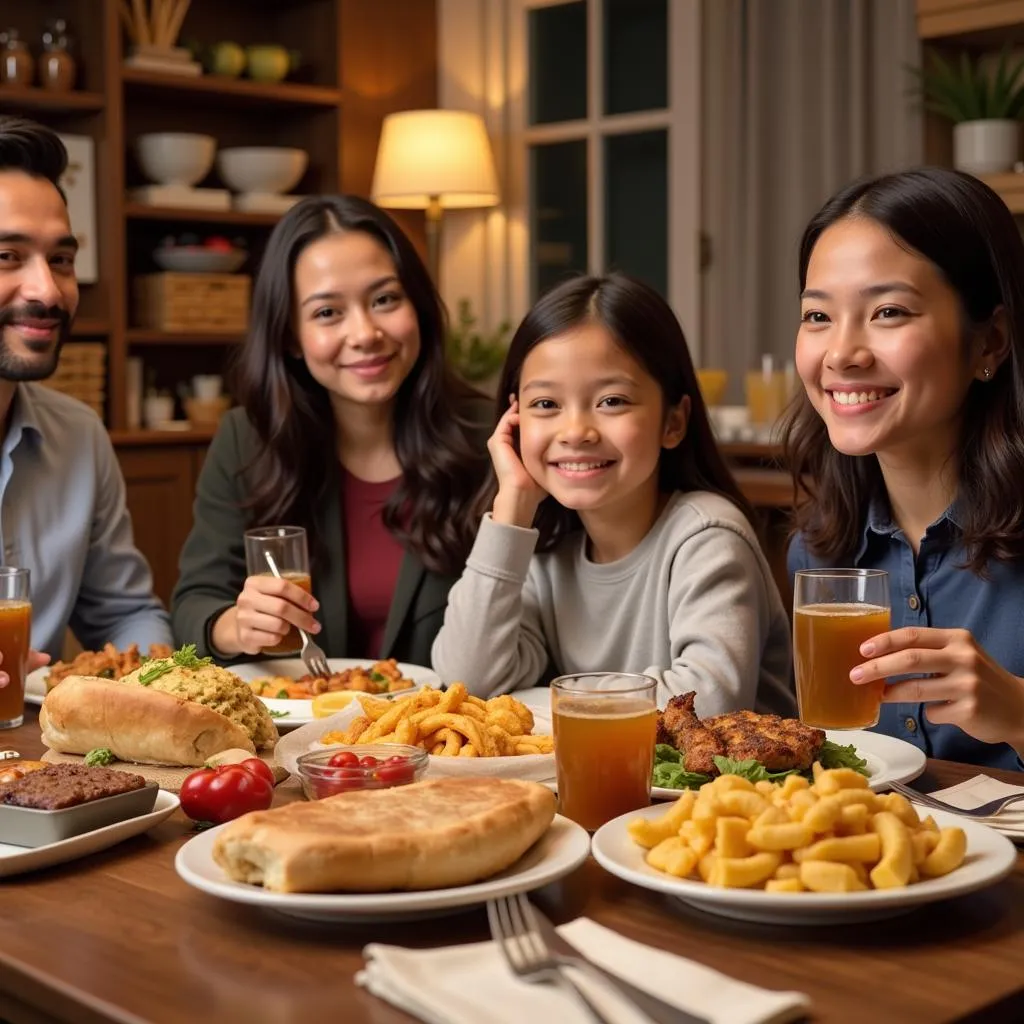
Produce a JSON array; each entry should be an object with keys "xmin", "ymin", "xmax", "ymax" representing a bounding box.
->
[{"xmin": 0, "ymin": 763, "xmax": 147, "ymax": 810}]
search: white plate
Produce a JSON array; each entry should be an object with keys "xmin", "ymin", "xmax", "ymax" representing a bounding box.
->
[
  {"xmin": 175, "ymin": 812, "xmax": 590, "ymax": 922},
  {"xmin": 24, "ymin": 666, "xmax": 48, "ymax": 706},
  {"xmin": 651, "ymin": 729, "xmax": 927, "ymax": 801},
  {"xmin": 591, "ymin": 804, "xmax": 1017, "ymax": 925},
  {"xmin": 229, "ymin": 658, "xmax": 440, "ymax": 729},
  {"xmin": 0, "ymin": 790, "xmax": 180, "ymax": 878}
]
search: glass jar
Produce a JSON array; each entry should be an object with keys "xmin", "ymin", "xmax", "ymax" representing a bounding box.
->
[
  {"xmin": 40, "ymin": 19, "xmax": 75, "ymax": 91},
  {"xmin": 0, "ymin": 29, "xmax": 33, "ymax": 88}
]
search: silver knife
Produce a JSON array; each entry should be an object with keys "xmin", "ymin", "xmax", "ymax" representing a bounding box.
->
[{"xmin": 528, "ymin": 903, "xmax": 710, "ymax": 1024}]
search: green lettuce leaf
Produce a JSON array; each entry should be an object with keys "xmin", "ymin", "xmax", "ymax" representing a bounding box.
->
[
  {"xmin": 652, "ymin": 744, "xmax": 710, "ymax": 789},
  {"xmin": 817, "ymin": 739, "xmax": 870, "ymax": 776},
  {"xmin": 711, "ymin": 756, "xmax": 802, "ymax": 783}
]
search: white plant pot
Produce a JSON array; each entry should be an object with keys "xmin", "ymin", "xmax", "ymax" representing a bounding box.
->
[{"xmin": 953, "ymin": 119, "xmax": 1019, "ymax": 175}]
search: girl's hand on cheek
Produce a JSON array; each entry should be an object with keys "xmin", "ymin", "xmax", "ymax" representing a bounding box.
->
[
  {"xmin": 488, "ymin": 398, "xmax": 547, "ymax": 527},
  {"xmin": 850, "ymin": 626, "xmax": 1024, "ymax": 751}
]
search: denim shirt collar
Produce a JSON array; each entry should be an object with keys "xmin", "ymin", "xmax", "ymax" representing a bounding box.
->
[{"xmin": 854, "ymin": 492, "xmax": 962, "ymax": 562}]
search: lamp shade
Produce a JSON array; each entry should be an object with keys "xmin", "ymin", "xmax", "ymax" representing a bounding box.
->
[{"xmin": 371, "ymin": 109, "xmax": 500, "ymax": 210}]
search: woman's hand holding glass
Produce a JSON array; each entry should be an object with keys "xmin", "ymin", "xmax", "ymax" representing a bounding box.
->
[
  {"xmin": 851, "ymin": 626, "xmax": 1024, "ymax": 752},
  {"xmin": 213, "ymin": 575, "xmax": 321, "ymax": 657},
  {"xmin": 489, "ymin": 398, "xmax": 548, "ymax": 528},
  {"xmin": 0, "ymin": 648, "xmax": 48, "ymax": 689}
]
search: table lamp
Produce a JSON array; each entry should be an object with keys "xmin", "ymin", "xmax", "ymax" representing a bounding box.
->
[{"xmin": 370, "ymin": 109, "xmax": 500, "ymax": 281}]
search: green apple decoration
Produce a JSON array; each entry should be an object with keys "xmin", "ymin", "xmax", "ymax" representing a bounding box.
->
[{"xmin": 207, "ymin": 41, "xmax": 246, "ymax": 78}]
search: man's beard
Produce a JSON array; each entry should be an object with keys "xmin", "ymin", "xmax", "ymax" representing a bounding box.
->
[{"xmin": 0, "ymin": 301, "xmax": 72, "ymax": 381}]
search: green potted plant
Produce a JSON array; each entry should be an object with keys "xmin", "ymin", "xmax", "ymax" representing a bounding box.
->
[
  {"xmin": 909, "ymin": 44, "xmax": 1024, "ymax": 175},
  {"xmin": 445, "ymin": 298, "xmax": 511, "ymax": 388}
]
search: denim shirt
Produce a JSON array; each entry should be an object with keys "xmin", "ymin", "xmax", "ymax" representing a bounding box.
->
[
  {"xmin": 0, "ymin": 384, "xmax": 173, "ymax": 658},
  {"xmin": 788, "ymin": 500, "xmax": 1024, "ymax": 772}
]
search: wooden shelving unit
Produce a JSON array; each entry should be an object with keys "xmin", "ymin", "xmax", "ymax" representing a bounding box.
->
[
  {"xmin": 0, "ymin": 86, "xmax": 104, "ymax": 112},
  {"xmin": 124, "ymin": 203, "xmax": 282, "ymax": 226},
  {"xmin": 917, "ymin": 0, "xmax": 1024, "ymax": 41},
  {"xmin": 917, "ymin": 1, "xmax": 1024, "ymax": 214},
  {"xmin": 122, "ymin": 67, "xmax": 342, "ymax": 108}
]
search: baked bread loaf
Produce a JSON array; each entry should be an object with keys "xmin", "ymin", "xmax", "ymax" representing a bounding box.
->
[
  {"xmin": 212, "ymin": 776, "xmax": 557, "ymax": 893},
  {"xmin": 39, "ymin": 675, "xmax": 256, "ymax": 767}
]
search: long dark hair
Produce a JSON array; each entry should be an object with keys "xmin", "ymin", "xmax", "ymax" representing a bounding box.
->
[
  {"xmin": 231, "ymin": 194, "xmax": 488, "ymax": 575},
  {"xmin": 783, "ymin": 167, "xmax": 1024, "ymax": 571},
  {"xmin": 490, "ymin": 272, "xmax": 756, "ymax": 551}
]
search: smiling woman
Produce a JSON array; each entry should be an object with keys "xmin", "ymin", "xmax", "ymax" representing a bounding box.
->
[
  {"xmin": 170, "ymin": 195, "xmax": 491, "ymax": 670},
  {"xmin": 784, "ymin": 167, "xmax": 1024, "ymax": 772}
]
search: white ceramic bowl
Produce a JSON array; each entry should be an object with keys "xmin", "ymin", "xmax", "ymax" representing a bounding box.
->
[
  {"xmin": 217, "ymin": 147, "xmax": 308, "ymax": 194},
  {"xmin": 153, "ymin": 246, "xmax": 246, "ymax": 273},
  {"xmin": 135, "ymin": 133, "xmax": 216, "ymax": 187}
]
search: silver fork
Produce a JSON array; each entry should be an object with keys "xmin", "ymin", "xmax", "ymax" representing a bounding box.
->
[
  {"xmin": 487, "ymin": 893, "xmax": 616, "ymax": 1023},
  {"xmin": 263, "ymin": 552, "xmax": 330, "ymax": 678},
  {"xmin": 888, "ymin": 779, "xmax": 1024, "ymax": 818}
]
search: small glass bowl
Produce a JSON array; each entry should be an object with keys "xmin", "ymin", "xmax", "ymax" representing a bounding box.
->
[{"xmin": 296, "ymin": 743, "xmax": 428, "ymax": 800}]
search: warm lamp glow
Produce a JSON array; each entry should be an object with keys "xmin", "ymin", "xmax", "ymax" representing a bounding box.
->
[{"xmin": 371, "ymin": 109, "xmax": 500, "ymax": 210}]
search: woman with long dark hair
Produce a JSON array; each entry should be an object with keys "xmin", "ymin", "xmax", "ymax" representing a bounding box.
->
[
  {"xmin": 785, "ymin": 167, "xmax": 1024, "ymax": 770},
  {"xmin": 432, "ymin": 272, "xmax": 793, "ymax": 713},
  {"xmin": 172, "ymin": 195, "xmax": 489, "ymax": 664}
]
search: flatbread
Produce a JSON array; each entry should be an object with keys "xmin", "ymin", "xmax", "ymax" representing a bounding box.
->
[{"xmin": 212, "ymin": 776, "xmax": 557, "ymax": 893}]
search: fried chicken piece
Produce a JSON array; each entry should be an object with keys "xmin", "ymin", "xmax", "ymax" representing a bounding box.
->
[
  {"xmin": 658, "ymin": 692, "xmax": 727, "ymax": 775},
  {"xmin": 704, "ymin": 710, "xmax": 825, "ymax": 772}
]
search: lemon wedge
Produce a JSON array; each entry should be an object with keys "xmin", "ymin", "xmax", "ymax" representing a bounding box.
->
[{"xmin": 312, "ymin": 691, "xmax": 363, "ymax": 718}]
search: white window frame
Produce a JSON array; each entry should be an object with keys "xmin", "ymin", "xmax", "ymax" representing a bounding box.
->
[{"xmin": 506, "ymin": 0, "xmax": 702, "ymax": 357}]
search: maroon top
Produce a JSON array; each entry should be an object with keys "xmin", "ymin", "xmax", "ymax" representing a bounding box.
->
[{"xmin": 341, "ymin": 468, "xmax": 405, "ymax": 657}]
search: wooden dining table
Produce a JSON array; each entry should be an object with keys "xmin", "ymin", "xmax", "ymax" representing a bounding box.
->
[{"xmin": 1, "ymin": 707, "xmax": 1022, "ymax": 1024}]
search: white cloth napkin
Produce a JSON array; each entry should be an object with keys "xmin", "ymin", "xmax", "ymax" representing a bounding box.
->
[
  {"xmin": 356, "ymin": 917, "xmax": 810, "ymax": 1024},
  {"xmin": 924, "ymin": 775, "xmax": 1024, "ymax": 839}
]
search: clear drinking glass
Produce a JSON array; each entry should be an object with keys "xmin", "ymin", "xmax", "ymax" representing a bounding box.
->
[
  {"xmin": 243, "ymin": 526, "xmax": 310, "ymax": 655},
  {"xmin": 0, "ymin": 567, "xmax": 31, "ymax": 729},
  {"xmin": 793, "ymin": 569, "xmax": 890, "ymax": 729},
  {"xmin": 551, "ymin": 672, "xmax": 658, "ymax": 831}
]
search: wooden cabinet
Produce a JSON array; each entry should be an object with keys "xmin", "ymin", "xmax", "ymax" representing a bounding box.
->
[{"xmin": 117, "ymin": 446, "xmax": 204, "ymax": 607}]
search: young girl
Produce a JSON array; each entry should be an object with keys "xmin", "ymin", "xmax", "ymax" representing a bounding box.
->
[
  {"xmin": 785, "ymin": 167, "xmax": 1024, "ymax": 771},
  {"xmin": 171, "ymin": 195, "xmax": 490, "ymax": 664},
  {"xmin": 431, "ymin": 273, "xmax": 793, "ymax": 715}
]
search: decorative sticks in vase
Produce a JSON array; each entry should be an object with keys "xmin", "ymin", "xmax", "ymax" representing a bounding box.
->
[{"xmin": 120, "ymin": 0, "xmax": 200, "ymax": 76}]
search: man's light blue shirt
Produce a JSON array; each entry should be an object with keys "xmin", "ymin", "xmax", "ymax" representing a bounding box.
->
[{"xmin": 1, "ymin": 383, "xmax": 173, "ymax": 658}]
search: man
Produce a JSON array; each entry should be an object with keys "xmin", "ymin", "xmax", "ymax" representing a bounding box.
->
[{"xmin": 0, "ymin": 116, "xmax": 172, "ymax": 688}]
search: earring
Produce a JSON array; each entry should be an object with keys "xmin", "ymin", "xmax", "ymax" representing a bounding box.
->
[{"xmin": 984, "ymin": 366, "xmax": 992, "ymax": 379}]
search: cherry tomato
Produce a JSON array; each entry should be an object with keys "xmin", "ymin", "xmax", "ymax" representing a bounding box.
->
[
  {"xmin": 359, "ymin": 755, "xmax": 379, "ymax": 768},
  {"xmin": 313, "ymin": 774, "xmax": 362, "ymax": 797},
  {"xmin": 328, "ymin": 751, "xmax": 360, "ymax": 769},
  {"xmin": 180, "ymin": 765, "xmax": 274, "ymax": 824},
  {"xmin": 204, "ymin": 235, "xmax": 234, "ymax": 252},
  {"xmin": 375, "ymin": 761, "xmax": 415, "ymax": 785}
]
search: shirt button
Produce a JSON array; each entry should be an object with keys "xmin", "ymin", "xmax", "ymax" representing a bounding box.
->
[
  {"xmin": 904, "ymin": 717, "xmax": 917, "ymax": 733},
  {"xmin": 908, "ymin": 595, "xmax": 920, "ymax": 610}
]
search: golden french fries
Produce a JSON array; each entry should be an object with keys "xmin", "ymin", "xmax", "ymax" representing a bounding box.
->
[
  {"xmin": 318, "ymin": 685, "xmax": 554, "ymax": 758},
  {"xmin": 628, "ymin": 766, "xmax": 968, "ymax": 892}
]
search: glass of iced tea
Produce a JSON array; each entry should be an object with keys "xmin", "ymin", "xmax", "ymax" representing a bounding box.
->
[
  {"xmin": 0, "ymin": 567, "xmax": 31, "ymax": 730},
  {"xmin": 793, "ymin": 568, "xmax": 890, "ymax": 729},
  {"xmin": 551, "ymin": 672, "xmax": 658, "ymax": 831},
  {"xmin": 244, "ymin": 526, "xmax": 311, "ymax": 655}
]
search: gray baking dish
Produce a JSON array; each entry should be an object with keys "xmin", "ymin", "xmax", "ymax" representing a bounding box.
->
[{"xmin": 0, "ymin": 781, "xmax": 160, "ymax": 848}]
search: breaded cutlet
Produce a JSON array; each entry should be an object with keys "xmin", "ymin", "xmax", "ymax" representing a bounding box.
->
[{"xmin": 703, "ymin": 709, "xmax": 825, "ymax": 772}]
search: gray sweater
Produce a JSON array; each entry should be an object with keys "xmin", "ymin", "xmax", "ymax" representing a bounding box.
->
[{"xmin": 431, "ymin": 491, "xmax": 794, "ymax": 716}]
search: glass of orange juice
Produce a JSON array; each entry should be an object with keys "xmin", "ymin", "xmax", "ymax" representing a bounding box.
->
[
  {"xmin": 793, "ymin": 569, "xmax": 890, "ymax": 729},
  {"xmin": 244, "ymin": 526, "xmax": 311, "ymax": 655},
  {"xmin": 551, "ymin": 672, "xmax": 658, "ymax": 831},
  {"xmin": 0, "ymin": 567, "xmax": 31, "ymax": 730}
]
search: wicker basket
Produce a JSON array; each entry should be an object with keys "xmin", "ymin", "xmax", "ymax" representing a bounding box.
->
[
  {"xmin": 40, "ymin": 342, "xmax": 106, "ymax": 419},
  {"xmin": 133, "ymin": 272, "xmax": 251, "ymax": 333}
]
